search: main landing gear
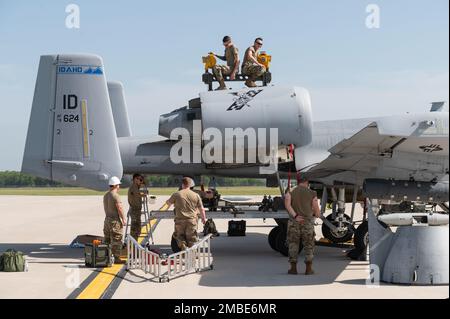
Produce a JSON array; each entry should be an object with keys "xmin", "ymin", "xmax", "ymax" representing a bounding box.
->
[
  {"xmin": 268, "ymin": 220, "xmax": 303, "ymax": 257},
  {"xmin": 266, "ymin": 184, "xmax": 369, "ymax": 260}
]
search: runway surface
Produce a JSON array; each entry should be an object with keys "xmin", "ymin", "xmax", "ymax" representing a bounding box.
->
[{"xmin": 0, "ymin": 195, "xmax": 448, "ymax": 299}]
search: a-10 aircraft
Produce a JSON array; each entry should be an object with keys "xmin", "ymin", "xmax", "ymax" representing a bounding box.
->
[{"xmin": 22, "ymin": 54, "xmax": 449, "ymax": 284}]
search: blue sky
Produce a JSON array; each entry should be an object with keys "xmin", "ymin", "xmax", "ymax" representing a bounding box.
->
[{"xmin": 0, "ymin": 0, "xmax": 448, "ymax": 170}]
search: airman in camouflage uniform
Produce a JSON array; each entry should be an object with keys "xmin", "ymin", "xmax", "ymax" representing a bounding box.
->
[
  {"xmin": 242, "ymin": 37, "xmax": 266, "ymax": 88},
  {"xmin": 211, "ymin": 36, "xmax": 240, "ymax": 90},
  {"xmin": 103, "ymin": 176, "xmax": 127, "ymax": 264},
  {"xmin": 166, "ymin": 177, "xmax": 207, "ymax": 250},
  {"xmin": 128, "ymin": 174, "xmax": 145, "ymax": 240},
  {"xmin": 284, "ymin": 176, "xmax": 321, "ymax": 275},
  {"xmin": 287, "ymin": 219, "xmax": 315, "ymax": 264}
]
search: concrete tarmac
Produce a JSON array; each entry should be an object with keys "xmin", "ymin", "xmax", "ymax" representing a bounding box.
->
[{"xmin": 0, "ymin": 195, "xmax": 448, "ymax": 299}]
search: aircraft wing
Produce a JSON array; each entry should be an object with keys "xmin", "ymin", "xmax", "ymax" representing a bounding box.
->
[{"xmin": 301, "ymin": 114, "xmax": 449, "ymax": 181}]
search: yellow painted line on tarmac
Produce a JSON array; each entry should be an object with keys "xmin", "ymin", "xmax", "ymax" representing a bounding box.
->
[
  {"xmin": 76, "ymin": 203, "xmax": 169, "ymax": 299},
  {"xmin": 76, "ymin": 263, "xmax": 124, "ymax": 299}
]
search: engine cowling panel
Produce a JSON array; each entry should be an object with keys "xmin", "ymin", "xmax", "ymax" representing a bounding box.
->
[{"xmin": 158, "ymin": 86, "xmax": 313, "ymax": 166}]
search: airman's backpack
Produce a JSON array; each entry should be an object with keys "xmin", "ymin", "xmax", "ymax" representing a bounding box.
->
[{"xmin": 0, "ymin": 249, "xmax": 27, "ymax": 272}]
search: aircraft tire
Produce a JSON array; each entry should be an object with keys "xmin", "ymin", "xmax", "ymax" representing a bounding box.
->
[
  {"xmin": 353, "ymin": 216, "xmax": 388, "ymax": 250},
  {"xmin": 354, "ymin": 221, "xmax": 368, "ymax": 250},
  {"xmin": 322, "ymin": 213, "xmax": 355, "ymax": 244},
  {"xmin": 275, "ymin": 229, "xmax": 289, "ymax": 256},
  {"xmin": 268, "ymin": 226, "xmax": 281, "ymax": 251},
  {"xmin": 275, "ymin": 228, "xmax": 303, "ymax": 257}
]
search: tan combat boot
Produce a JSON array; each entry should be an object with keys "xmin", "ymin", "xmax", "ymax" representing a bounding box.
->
[
  {"xmin": 180, "ymin": 242, "xmax": 188, "ymax": 251},
  {"xmin": 288, "ymin": 262, "xmax": 298, "ymax": 275},
  {"xmin": 305, "ymin": 261, "xmax": 315, "ymax": 275},
  {"xmin": 114, "ymin": 257, "xmax": 126, "ymax": 264},
  {"xmin": 245, "ymin": 80, "xmax": 257, "ymax": 88},
  {"xmin": 216, "ymin": 79, "xmax": 227, "ymax": 90}
]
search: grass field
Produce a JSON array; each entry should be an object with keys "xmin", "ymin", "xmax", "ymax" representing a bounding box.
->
[{"xmin": 0, "ymin": 186, "xmax": 280, "ymax": 196}]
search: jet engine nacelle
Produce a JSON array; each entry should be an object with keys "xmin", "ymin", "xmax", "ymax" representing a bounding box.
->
[{"xmin": 159, "ymin": 86, "xmax": 313, "ymax": 166}]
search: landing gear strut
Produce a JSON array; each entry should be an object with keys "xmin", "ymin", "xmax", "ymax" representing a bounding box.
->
[{"xmin": 320, "ymin": 186, "xmax": 356, "ymax": 244}]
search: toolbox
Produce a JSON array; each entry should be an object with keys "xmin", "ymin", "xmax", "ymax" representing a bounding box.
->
[
  {"xmin": 227, "ymin": 220, "xmax": 246, "ymax": 237},
  {"xmin": 84, "ymin": 243, "xmax": 113, "ymax": 268}
]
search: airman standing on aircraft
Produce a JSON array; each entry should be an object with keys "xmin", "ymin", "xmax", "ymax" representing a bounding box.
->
[
  {"xmin": 284, "ymin": 175, "xmax": 321, "ymax": 275},
  {"xmin": 242, "ymin": 37, "xmax": 266, "ymax": 88},
  {"xmin": 103, "ymin": 176, "xmax": 127, "ymax": 264},
  {"xmin": 128, "ymin": 174, "xmax": 145, "ymax": 240},
  {"xmin": 211, "ymin": 36, "xmax": 240, "ymax": 90},
  {"xmin": 166, "ymin": 177, "xmax": 207, "ymax": 250}
]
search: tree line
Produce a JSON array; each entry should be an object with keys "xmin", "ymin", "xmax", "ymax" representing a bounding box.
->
[
  {"xmin": 0, "ymin": 171, "xmax": 64, "ymax": 187},
  {"xmin": 0, "ymin": 171, "xmax": 265, "ymax": 188}
]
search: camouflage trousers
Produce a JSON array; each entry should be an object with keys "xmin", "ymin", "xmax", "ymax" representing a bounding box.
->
[
  {"xmin": 212, "ymin": 65, "xmax": 232, "ymax": 82},
  {"xmin": 242, "ymin": 62, "xmax": 266, "ymax": 81},
  {"xmin": 103, "ymin": 217, "xmax": 123, "ymax": 258},
  {"xmin": 287, "ymin": 219, "xmax": 315, "ymax": 263},
  {"xmin": 174, "ymin": 218, "xmax": 198, "ymax": 250},
  {"xmin": 128, "ymin": 208, "xmax": 142, "ymax": 240}
]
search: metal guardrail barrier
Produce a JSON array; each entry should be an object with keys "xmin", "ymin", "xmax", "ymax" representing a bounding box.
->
[
  {"xmin": 126, "ymin": 234, "xmax": 213, "ymax": 283},
  {"xmin": 127, "ymin": 235, "xmax": 162, "ymax": 279}
]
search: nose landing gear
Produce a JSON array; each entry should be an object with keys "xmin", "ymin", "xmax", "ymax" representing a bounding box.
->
[{"xmin": 321, "ymin": 213, "xmax": 355, "ymax": 244}]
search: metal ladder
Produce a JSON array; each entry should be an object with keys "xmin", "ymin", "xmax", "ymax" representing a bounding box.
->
[{"xmin": 124, "ymin": 184, "xmax": 154, "ymax": 245}]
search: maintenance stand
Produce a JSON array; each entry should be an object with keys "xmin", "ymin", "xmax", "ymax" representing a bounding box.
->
[{"xmin": 201, "ymin": 52, "xmax": 273, "ymax": 91}]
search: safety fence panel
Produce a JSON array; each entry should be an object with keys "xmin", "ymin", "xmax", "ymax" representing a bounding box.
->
[
  {"xmin": 167, "ymin": 235, "xmax": 213, "ymax": 281},
  {"xmin": 126, "ymin": 234, "xmax": 213, "ymax": 282}
]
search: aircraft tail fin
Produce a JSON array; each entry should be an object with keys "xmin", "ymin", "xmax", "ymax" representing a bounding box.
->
[{"xmin": 21, "ymin": 54, "xmax": 123, "ymax": 190}]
